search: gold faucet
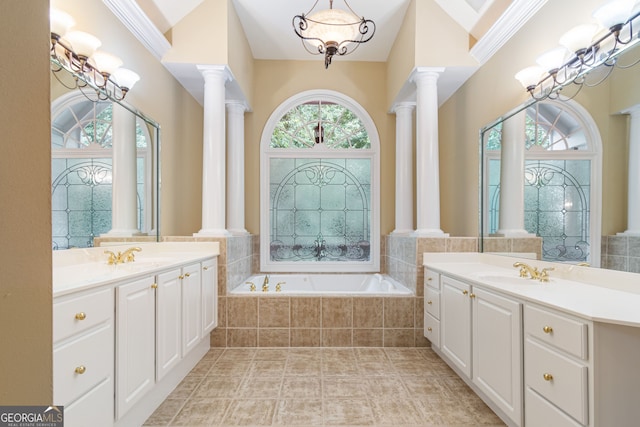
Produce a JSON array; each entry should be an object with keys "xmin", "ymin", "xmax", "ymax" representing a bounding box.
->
[
  {"xmin": 104, "ymin": 246, "xmax": 142, "ymax": 264},
  {"xmin": 262, "ymin": 275, "xmax": 269, "ymax": 292},
  {"xmin": 246, "ymin": 281, "xmax": 256, "ymax": 292},
  {"xmin": 275, "ymin": 281, "xmax": 285, "ymax": 292},
  {"xmin": 513, "ymin": 262, "xmax": 554, "ymax": 282}
]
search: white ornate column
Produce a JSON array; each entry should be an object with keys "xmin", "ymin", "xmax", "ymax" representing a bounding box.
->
[
  {"xmin": 104, "ymin": 102, "xmax": 141, "ymax": 236},
  {"xmin": 495, "ymin": 110, "xmax": 533, "ymax": 236},
  {"xmin": 195, "ymin": 65, "xmax": 230, "ymax": 236},
  {"xmin": 413, "ymin": 68, "xmax": 448, "ymax": 236},
  {"xmin": 226, "ymin": 100, "xmax": 248, "ymax": 235},
  {"xmin": 621, "ymin": 106, "xmax": 640, "ymax": 235},
  {"xmin": 392, "ymin": 102, "xmax": 415, "ymax": 234}
]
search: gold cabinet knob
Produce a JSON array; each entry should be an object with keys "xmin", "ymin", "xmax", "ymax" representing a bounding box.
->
[
  {"xmin": 543, "ymin": 326, "xmax": 553, "ymax": 334},
  {"xmin": 74, "ymin": 312, "xmax": 86, "ymax": 320},
  {"xmin": 427, "ymin": 327, "xmax": 433, "ymax": 332},
  {"xmin": 427, "ymin": 277, "xmax": 432, "ymax": 281},
  {"xmin": 462, "ymin": 290, "xmax": 469, "ymax": 295},
  {"xmin": 151, "ymin": 283, "xmax": 158, "ymax": 289},
  {"xmin": 203, "ymin": 266, "xmax": 209, "ymax": 271},
  {"xmin": 75, "ymin": 365, "xmax": 86, "ymax": 374},
  {"xmin": 469, "ymin": 293, "xmax": 476, "ymax": 299},
  {"xmin": 427, "ymin": 300, "xmax": 432, "ymax": 305},
  {"xmin": 179, "ymin": 275, "xmax": 184, "ymax": 280},
  {"xmin": 184, "ymin": 272, "xmax": 191, "ymax": 278},
  {"xmin": 543, "ymin": 373, "xmax": 553, "ymax": 381}
]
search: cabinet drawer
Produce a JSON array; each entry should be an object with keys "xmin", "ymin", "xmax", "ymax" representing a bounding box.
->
[
  {"xmin": 424, "ymin": 312, "xmax": 440, "ymax": 348},
  {"xmin": 54, "ymin": 288, "xmax": 113, "ymax": 343},
  {"xmin": 524, "ymin": 304, "xmax": 588, "ymax": 359},
  {"xmin": 525, "ymin": 387, "xmax": 582, "ymax": 427},
  {"xmin": 424, "ymin": 269, "xmax": 440, "ymax": 290},
  {"xmin": 63, "ymin": 377, "xmax": 113, "ymax": 427},
  {"xmin": 424, "ymin": 286, "xmax": 440, "ymax": 319},
  {"xmin": 54, "ymin": 324, "xmax": 113, "ymax": 406},
  {"xmin": 525, "ymin": 338, "xmax": 588, "ymax": 425}
]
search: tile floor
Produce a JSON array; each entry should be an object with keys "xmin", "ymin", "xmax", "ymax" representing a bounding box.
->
[{"xmin": 144, "ymin": 347, "xmax": 506, "ymax": 426}]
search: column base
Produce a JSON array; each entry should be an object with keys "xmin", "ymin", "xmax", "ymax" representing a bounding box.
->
[
  {"xmin": 391, "ymin": 229, "xmax": 414, "ymax": 235},
  {"xmin": 492, "ymin": 230, "xmax": 536, "ymax": 237},
  {"xmin": 194, "ymin": 229, "xmax": 231, "ymax": 237},
  {"xmin": 413, "ymin": 229, "xmax": 449, "ymax": 237}
]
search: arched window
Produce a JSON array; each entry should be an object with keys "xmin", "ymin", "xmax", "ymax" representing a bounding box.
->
[
  {"xmin": 260, "ymin": 90, "xmax": 380, "ymax": 272},
  {"xmin": 51, "ymin": 91, "xmax": 152, "ymax": 249},
  {"xmin": 485, "ymin": 100, "xmax": 602, "ymax": 265}
]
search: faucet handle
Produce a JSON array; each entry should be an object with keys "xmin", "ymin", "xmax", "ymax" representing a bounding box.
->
[
  {"xmin": 246, "ymin": 281, "xmax": 256, "ymax": 292},
  {"xmin": 104, "ymin": 250, "xmax": 117, "ymax": 265},
  {"xmin": 276, "ymin": 282, "xmax": 285, "ymax": 292},
  {"xmin": 539, "ymin": 267, "xmax": 555, "ymax": 282}
]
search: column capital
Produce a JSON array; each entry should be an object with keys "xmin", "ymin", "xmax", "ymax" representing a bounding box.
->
[
  {"xmin": 197, "ymin": 64, "xmax": 233, "ymax": 82},
  {"xmin": 410, "ymin": 67, "xmax": 445, "ymax": 84},
  {"xmin": 225, "ymin": 99, "xmax": 248, "ymax": 112}
]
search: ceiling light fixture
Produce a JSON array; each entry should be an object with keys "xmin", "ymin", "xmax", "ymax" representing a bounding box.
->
[
  {"xmin": 50, "ymin": 8, "xmax": 139, "ymax": 101},
  {"xmin": 293, "ymin": 0, "xmax": 376, "ymax": 69},
  {"xmin": 515, "ymin": 0, "xmax": 640, "ymax": 101}
]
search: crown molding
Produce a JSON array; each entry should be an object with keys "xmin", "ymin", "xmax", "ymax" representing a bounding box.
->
[
  {"xmin": 102, "ymin": 0, "xmax": 171, "ymax": 60},
  {"xmin": 471, "ymin": 0, "xmax": 548, "ymax": 65}
]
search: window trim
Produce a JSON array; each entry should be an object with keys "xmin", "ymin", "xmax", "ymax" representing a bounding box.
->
[{"xmin": 260, "ymin": 89, "xmax": 380, "ymax": 272}]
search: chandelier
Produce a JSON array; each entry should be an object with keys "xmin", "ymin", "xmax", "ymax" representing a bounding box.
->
[
  {"xmin": 515, "ymin": 0, "xmax": 640, "ymax": 101},
  {"xmin": 50, "ymin": 8, "xmax": 139, "ymax": 101},
  {"xmin": 293, "ymin": 0, "xmax": 376, "ymax": 69}
]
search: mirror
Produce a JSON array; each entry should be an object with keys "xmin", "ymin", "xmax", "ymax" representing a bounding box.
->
[
  {"xmin": 50, "ymin": 60, "xmax": 160, "ymax": 250},
  {"xmin": 479, "ymin": 43, "xmax": 640, "ymax": 271}
]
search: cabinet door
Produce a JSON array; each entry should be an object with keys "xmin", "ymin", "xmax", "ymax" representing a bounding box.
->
[
  {"xmin": 156, "ymin": 268, "xmax": 182, "ymax": 381},
  {"xmin": 201, "ymin": 258, "xmax": 218, "ymax": 335},
  {"xmin": 182, "ymin": 263, "xmax": 202, "ymax": 356},
  {"xmin": 472, "ymin": 287, "xmax": 522, "ymax": 426},
  {"xmin": 440, "ymin": 276, "xmax": 472, "ymax": 377},
  {"xmin": 116, "ymin": 276, "xmax": 156, "ymax": 419}
]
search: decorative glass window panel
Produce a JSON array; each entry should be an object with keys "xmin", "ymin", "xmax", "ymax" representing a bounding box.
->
[
  {"xmin": 262, "ymin": 91, "xmax": 379, "ymax": 272},
  {"xmin": 270, "ymin": 158, "xmax": 371, "ymax": 262}
]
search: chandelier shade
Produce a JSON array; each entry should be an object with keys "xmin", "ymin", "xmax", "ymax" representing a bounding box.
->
[{"xmin": 293, "ymin": 0, "xmax": 376, "ymax": 69}]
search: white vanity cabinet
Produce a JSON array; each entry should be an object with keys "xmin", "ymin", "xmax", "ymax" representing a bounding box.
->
[
  {"xmin": 201, "ymin": 258, "xmax": 218, "ymax": 334},
  {"xmin": 181, "ymin": 262, "xmax": 202, "ymax": 356},
  {"xmin": 156, "ymin": 268, "xmax": 182, "ymax": 381},
  {"xmin": 423, "ymin": 268, "xmax": 440, "ymax": 347},
  {"xmin": 437, "ymin": 274, "xmax": 523, "ymax": 426},
  {"xmin": 116, "ymin": 275, "xmax": 157, "ymax": 419},
  {"xmin": 53, "ymin": 287, "xmax": 114, "ymax": 427}
]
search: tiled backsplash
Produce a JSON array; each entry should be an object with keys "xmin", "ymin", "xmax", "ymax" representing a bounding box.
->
[{"xmin": 601, "ymin": 235, "xmax": 640, "ymax": 273}]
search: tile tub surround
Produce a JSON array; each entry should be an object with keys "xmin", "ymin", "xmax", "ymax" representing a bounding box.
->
[
  {"xmin": 601, "ymin": 234, "xmax": 640, "ymax": 273},
  {"xmin": 211, "ymin": 296, "xmax": 429, "ymax": 348},
  {"xmin": 143, "ymin": 347, "xmax": 505, "ymax": 426}
]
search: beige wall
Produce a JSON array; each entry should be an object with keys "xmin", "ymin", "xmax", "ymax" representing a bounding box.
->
[
  {"xmin": 386, "ymin": 0, "xmax": 416, "ymax": 107},
  {"xmin": 0, "ymin": 0, "xmax": 52, "ymax": 404},
  {"xmin": 244, "ymin": 60, "xmax": 395, "ymax": 235},
  {"xmin": 227, "ymin": 0, "xmax": 254, "ymax": 105},
  {"xmin": 52, "ymin": 0, "xmax": 205, "ymax": 236},
  {"xmin": 162, "ymin": 0, "xmax": 228, "ymax": 65},
  {"xmin": 439, "ymin": 0, "xmax": 639, "ymax": 237}
]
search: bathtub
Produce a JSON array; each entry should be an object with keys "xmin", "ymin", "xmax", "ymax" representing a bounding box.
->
[{"xmin": 231, "ymin": 273, "xmax": 413, "ymax": 295}]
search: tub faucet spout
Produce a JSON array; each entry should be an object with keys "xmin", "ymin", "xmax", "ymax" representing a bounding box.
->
[{"xmin": 262, "ymin": 275, "xmax": 269, "ymax": 292}]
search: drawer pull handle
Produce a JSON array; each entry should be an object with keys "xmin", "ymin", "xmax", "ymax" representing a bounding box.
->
[
  {"xmin": 74, "ymin": 312, "xmax": 86, "ymax": 321},
  {"xmin": 469, "ymin": 293, "xmax": 476, "ymax": 299},
  {"xmin": 75, "ymin": 366, "xmax": 86, "ymax": 375},
  {"xmin": 427, "ymin": 327, "xmax": 433, "ymax": 332},
  {"xmin": 543, "ymin": 326, "xmax": 553, "ymax": 334},
  {"xmin": 543, "ymin": 373, "xmax": 553, "ymax": 381},
  {"xmin": 151, "ymin": 283, "xmax": 158, "ymax": 289},
  {"xmin": 462, "ymin": 290, "xmax": 468, "ymax": 295},
  {"xmin": 427, "ymin": 300, "xmax": 433, "ymax": 305}
]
